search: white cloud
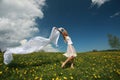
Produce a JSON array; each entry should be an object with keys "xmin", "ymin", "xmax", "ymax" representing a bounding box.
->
[
  {"xmin": 91, "ymin": 0, "xmax": 110, "ymax": 7},
  {"xmin": 0, "ymin": 0, "xmax": 45, "ymax": 51},
  {"xmin": 110, "ymin": 12, "xmax": 120, "ymax": 18},
  {"xmin": 0, "ymin": 0, "xmax": 59, "ymax": 52}
]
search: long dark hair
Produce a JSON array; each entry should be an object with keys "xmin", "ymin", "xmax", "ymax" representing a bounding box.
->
[{"xmin": 60, "ymin": 28, "xmax": 68, "ymax": 41}]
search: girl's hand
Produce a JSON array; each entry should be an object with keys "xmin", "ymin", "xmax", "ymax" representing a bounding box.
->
[{"xmin": 54, "ymin": 27, "xmax": 58, "ymax": 30}]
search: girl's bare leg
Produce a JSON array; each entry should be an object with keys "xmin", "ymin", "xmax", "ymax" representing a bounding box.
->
[
  {"xmin": 70, "ymin": 58, "xmax": 74, "ymax": 69},
  {"xmin": 61, "ymin": 56, "xmax": 74, "ymax": 68}
]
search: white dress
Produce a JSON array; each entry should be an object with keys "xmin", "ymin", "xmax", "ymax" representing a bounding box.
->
[{"xmin": 63, "ymin": 36, "xmax": 77, "ymax": 57}]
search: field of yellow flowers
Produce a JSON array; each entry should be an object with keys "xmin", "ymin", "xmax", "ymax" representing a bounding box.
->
[{"xmin": 0, "ymin": 51, "xmax": 120, "ymax": 80}]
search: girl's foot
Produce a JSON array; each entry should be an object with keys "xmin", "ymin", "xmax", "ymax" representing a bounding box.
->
[
  {"xmin": 61, "ymin": 62, "xmax": 65, "ymax": 68},
  {"xmin": 70, "ymin": 66, "xmax": 74, "ymax": 69},
  {"xmin": 70, "ymin": 63, "xmax": 74, "ymax": 69}
]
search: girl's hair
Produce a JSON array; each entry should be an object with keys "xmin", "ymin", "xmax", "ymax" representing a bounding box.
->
[
  {"xmin": 58, "ymin": 27, "xmax": 69, "ymax": 41},
  {"xmin": 62, "ymin": 29, "xmax": 68, "ymax": 36},
  {"xmin": 61, "ymin": 28, "xmax": 68, "ymax": 41}
]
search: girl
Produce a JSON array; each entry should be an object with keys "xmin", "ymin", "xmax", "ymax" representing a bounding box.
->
[{"xmin": 56, "ymin": 27, "xmax": 77, "ymax": 68}]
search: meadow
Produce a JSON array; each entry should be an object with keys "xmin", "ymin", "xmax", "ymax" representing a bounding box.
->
[{"xmin": 0, "ymin": 51, "xmax": 120, "ymax": 80}]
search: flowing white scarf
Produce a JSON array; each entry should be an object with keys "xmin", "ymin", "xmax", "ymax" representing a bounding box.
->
[{"xmin": 4, "ymin": 27, "xmax": 60, "ymax": 64}]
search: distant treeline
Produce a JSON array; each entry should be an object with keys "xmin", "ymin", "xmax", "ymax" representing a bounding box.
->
[
  {"xmin": 92, "ymin": 49, "xmax": 120, "ymax": 52},
  {"xmin": 100, "ymin": 49, "xmax": 120, "ymax": 52}
]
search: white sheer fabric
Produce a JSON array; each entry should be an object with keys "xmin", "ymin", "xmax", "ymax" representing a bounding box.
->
[{"xmin": 4, "ymin": 27, "xmax": 60, "ymax": 64}]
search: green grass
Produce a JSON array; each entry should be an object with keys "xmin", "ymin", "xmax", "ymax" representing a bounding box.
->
[{"xmin": 0, "ymin": 51, "xmax": 120, "ymax": 80}]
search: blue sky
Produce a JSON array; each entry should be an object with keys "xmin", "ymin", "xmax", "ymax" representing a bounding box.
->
[
  {"xmin": 35, "ymin": 0, "xmax": 120, "ymax": 52},
  {"xmin": 0, "ymin": 0, "xmax": 120, "ymax": 52}
]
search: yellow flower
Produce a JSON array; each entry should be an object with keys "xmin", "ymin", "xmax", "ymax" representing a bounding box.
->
[
  {"xmin": 54, "ymin": 73, "xmax": 56, "ymax": 76},
  {"xmin": 97, "ymin": 75, "xmax": 101, "ymax": 78},
  {"xmin": 24, "ymin": 70, "xmax": 27, "ymax": 74},
  {"xmin": 0, "ymin": 71, "xmax": 2, "ymax": 75},
  {"xmin": 39, "ymin": 77, "xmax": 42, "ymax": 80},
  {"xmin": 54, "ymin": 63, "xmax": 56, "ymax": 66},
  {"xmin": 52, "ymin": 78, "xmax": 55, "ymax": 80},
  {"xmin": 60, "ymin": 72, "xmax": 63, "ymax": 75},
  {"xmin": 0, "ymin": 63, "xmax": 2, "ymax": 66},
  {"xmin": 94, "ymin": 75, "xmax": 97, "ymax": 78},
  {"xmin": 93, "ymin": 74, "xmax": 97, "ymax": 78},
  {"xmin": 63, "ymin": 76, "xmax": 67, "ymax": 80},
  {"xmin": 70, "ymin": 76, "xmax": 73, "ymax": 79},
  {"xmin": 56, "ymin": 77, "xmax": 59, "ymax": 80},
  {"xmin": 35, "ymin": 76, "xmax": 39, "ymax": 80},
  {"xmin": 92, "ymin": 64, "xmax": 95, "ymax": 66},
  {"xmin": 92, "ymin": 68, "xmax": 95, "ymax": 70},
  {"xmin": 32, "ymin": 74, "xmax": 35, "ymax": 77},
  {"xmin": 5, "ymin": 67, "xmax": 9, "ymax": 71},
  {"xmin": 36, "ymin": 66, "xmax": 39, "ymax": 69},
  {"xmin": 116, "ymin": 69, "xmax": 120, "ymax": 75},
  {"xmin": 20, "ymin": 74, "xmax": 22, "ymax": 77},
  {"xmin": 16, "ymin": 68, "xmax": 18, "ymax": 71}
]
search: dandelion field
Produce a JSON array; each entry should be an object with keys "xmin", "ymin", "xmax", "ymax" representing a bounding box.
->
[{"xmin": 0, "ymin": 51, "xmax": 120, "ymax": 80}]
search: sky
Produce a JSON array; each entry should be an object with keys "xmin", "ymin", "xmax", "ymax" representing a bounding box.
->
[
  {"xmin": 0, "ymin": 0, "xmax": 120, "ymax": 52},
  {"xmin": 36, "ymin": 0, "xmax": 120, "ymax": 52}
]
